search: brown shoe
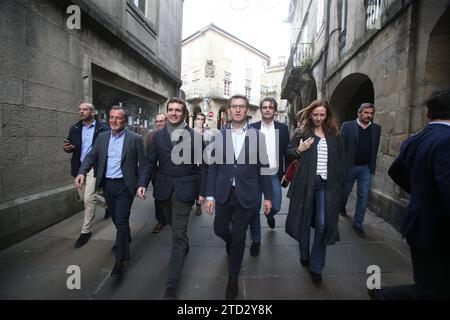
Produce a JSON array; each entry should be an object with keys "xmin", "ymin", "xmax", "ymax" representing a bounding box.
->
[{"xmin": 152, "ymin": 223, "xmax": 165, "ymax": 233}]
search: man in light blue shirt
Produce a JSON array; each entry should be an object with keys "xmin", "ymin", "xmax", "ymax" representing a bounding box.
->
[
  {"xmin": 64, "ymin": 102, "xmax": 110, "ymax": 249},
  {"xmin": 205, "ymin": 94, "xmax": 273, "ymax": 300},
  {"xmin": 106, "ymin": 129, "xmax": 126, "ymax": 179},
  {"xmin": 76, "ymin": 106, "xmax": 145, "ymax": 278}
]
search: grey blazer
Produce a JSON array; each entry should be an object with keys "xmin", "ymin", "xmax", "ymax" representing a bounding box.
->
[{"xmin": 79, "ymin": 129, "xmax": 145, "ymax": 195}]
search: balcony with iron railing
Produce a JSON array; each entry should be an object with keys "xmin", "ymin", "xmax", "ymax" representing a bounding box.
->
[
  {"xmin": 293, "ymin": 43, "xmax": 314, "ymax": 68},
  {"xmin": 281, "ymin": 42, "xmax": 314, "ymax": 100}
]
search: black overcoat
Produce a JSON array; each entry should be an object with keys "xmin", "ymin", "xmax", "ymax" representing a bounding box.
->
[{"xmin": 285, "ymin": 129, "xmax": 344, "ymax": 245}]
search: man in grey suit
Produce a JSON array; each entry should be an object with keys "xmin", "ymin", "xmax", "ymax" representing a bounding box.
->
[{"xmin": 75, "ymin": 105, "xmax": 145, "ymax": 277}]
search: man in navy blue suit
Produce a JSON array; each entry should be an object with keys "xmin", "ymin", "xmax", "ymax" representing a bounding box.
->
[
  {"xmin": 206, "ymin": 94, "xmax": 273, "ymax": 300},
  {"xmin": 248, "ymin": 97, "xmax": 291, "ymax": 257},
  {"xmin": 137, "ymin": 98, "xmax": 206, "ymax": 300},
  {"xmin": 369, "ymin": 88, "xmax": 450, "ymax": 300},
  {"xmin": 340, "ymin": 103, "xmax": 381, "ymax": 238}
]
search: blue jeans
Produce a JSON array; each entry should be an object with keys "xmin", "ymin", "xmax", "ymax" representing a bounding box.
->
[
  {"xmin": 249, "ymin": 174, "xmax": 282, "ymax": 243},
  {"xmin": 343, "ymin": 165, "xmax": 372, "ymax": 229},
  {"xmin": 299, "ymin": 176, "xmax": 327, "ymax": 274}
]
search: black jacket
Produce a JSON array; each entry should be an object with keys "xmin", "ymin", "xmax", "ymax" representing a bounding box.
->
[
  {"xmin": 340, "ymin": 120, "xmax": 381, "ymax": 175},
  {"xmin": 138, "ymin": 126, "xmax": 206, "ymax": 203},
  {"xmin": 65, "ymin": 120, "xmax": 110, "ymax": 177},
  {"xmin": 286, "ymin": 129, "xmax": 344, "ymax": 245}
]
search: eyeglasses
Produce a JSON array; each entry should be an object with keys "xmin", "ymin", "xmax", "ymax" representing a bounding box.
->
[{"xmin": 229, "ymin": 105, "xmax": 247, "ymax": 110}]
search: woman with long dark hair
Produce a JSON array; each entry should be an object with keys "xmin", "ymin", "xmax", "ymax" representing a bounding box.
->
[{"xmin": 286, "ymin": 100, "xmax": 344, "ymax": 285}]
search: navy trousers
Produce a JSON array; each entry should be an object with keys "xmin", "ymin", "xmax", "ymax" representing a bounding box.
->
[
  {"xmin": 214, "ymin": 189, "xmax": 256, "ymax": 278},
  {"xmin": 103, "ymin": 179, "xmax": 134, "ymax": 262}
]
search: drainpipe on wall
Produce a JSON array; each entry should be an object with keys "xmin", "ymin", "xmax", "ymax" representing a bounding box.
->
[{"xmin": 321, "ymin": 0, "xmax": 332, "ymax": 98}]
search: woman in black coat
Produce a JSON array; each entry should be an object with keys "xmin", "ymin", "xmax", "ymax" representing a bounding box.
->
[{"xmin": 286, "ymin": 99, "xmax": 344, "ymax": 285}]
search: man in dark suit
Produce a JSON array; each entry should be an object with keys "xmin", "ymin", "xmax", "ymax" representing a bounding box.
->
[
  {"xmin": 248, "ymin": 97, "xmax": 291, "ymax": 257},
  {"xmin": 369, "ymin": 89, "xmax": 450, "ymax": 300},
  {"xmin": 137, "ymin": 98, "xmax": 206, "ymax": 300},
  {"xmin": 63, "ymin": 102, "xmax": 110, "ymax": 248},
  {"xmin": 340, "ymin": 103, "xmax": 381, "ymax": 238},
  {"xmin": 143, "ymin": 113, "xmax": 168, "ymax": 234},
  {"xmin": 75, "ymin": 106, "xmax": 145, "ymax": 277},
  {"xmin": 206, "ymin": 94, "xmax": 273, "ymax": 300}
]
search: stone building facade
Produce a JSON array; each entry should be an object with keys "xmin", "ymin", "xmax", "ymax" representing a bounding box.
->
[
  {"xmin": 181, "ymin": 24, "xmax": 271, "ymax": 129},
  {"xmin": 262, "ymin": 61, "xmax": 289, "ymax": 124},
  {"xmin": 282, "ymin": 0, "xmax": 450, "ymax": 228},
  {"xmin": 0, "ymin": 0, "xmax": 184, "ymax": 249}
]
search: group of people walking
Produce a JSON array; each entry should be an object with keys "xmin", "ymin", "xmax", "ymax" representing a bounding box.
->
[{"xmin": 64, "ymin": 88, "xmax": 450, "ymax": 300}]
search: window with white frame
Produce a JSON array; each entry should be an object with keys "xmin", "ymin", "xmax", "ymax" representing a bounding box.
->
[
  {"xmin": 260, "ymin": 85, "xmax": 267, "ymax": 101},
  {"xmin": 224, "ymin": 72, "xmax": 232, "ymax": 97},
  {"xmin": 132, "ymin": 0, "xmax": 146, "ymax": 14},
  {"xmin": 262, "ymin": 61, "xmax": 267, "ymax": 73},
  {"xmin": 245, "ymin": 80, "xmax": 251, "ymax": 100},
  {"xmin": 268, "ymin": 79, "xmax": 277, "ymax": 93},
  {"xmin": 132, "ymin": 0, "xmax": 158, "ymax": 24},
  {"xmin": 192, "ymin": 71, "xmax": 200, "ymax": 97},
  {"xmin": 181, "ymin": 75, "xmax": 188, "ymax": 93}
]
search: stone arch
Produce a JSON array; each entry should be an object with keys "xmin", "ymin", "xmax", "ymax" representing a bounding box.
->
[
  {"xmin": 329, "ymin": 73, "xmax": 374, "ymax": 124},
  {"xmin": 192, "ymin": 105, "xmax": 202, "ymax": 116}
]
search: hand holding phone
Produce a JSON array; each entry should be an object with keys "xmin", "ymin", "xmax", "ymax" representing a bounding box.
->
[{"xmin": 63, "ymin": 139, "xmax": 75, "ymax": 152}]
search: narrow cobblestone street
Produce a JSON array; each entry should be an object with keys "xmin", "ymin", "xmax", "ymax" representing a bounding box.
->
[{"xmin": 0, "ymin": 188, "xmax": 413, "ymax": 300}]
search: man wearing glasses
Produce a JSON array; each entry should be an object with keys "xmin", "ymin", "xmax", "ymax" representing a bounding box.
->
[{"xmin": 206, "ymin": 94, "xmax": 273, "ymax": 300}]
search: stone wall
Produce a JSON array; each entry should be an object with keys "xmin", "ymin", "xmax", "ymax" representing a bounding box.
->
[{"xmin": 0, "ymin": 0, "xmax": 182, "ymax": 249}]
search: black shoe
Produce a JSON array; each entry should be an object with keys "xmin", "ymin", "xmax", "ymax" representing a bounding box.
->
[
  {"xmin": 309, "ymin": 270, "xmax": 322, "ymax": 285},
  {"xmin": 111, "ymin": 261, "xmax": 125, "ymax": 278},
  {"xmin": 163, "ymin": 287, "xmax": 177, "ymax": 300},
  {"xmin": 300, "ymin": 258, "xmax": 310, "ymax": 267},
  {"xmin": 74, "ymin": 233, "xmax": 91, "ymax": 248},
  {"xmin": 104, "ymin": 209, "xmax": 110, "ymax": 219},
  {"xmin": 353, "ymin": 225, "xmax": 367, "ymax": 239},
  {"xmin": 267, "ymin": 217, "xmax": 275, "ymax": 229},
  {"xmin": 226, "ymin": 241, "xmax": 232, "ymax": 255},
  {"xmin": 225, "ymin": 277, "xmax": 238, "ymax": 300},
  {"xmin": 250, "ymin": 242, "xmax": 260, "ymax": 257}
]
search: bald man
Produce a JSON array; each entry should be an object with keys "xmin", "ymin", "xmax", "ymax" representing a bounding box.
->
[{"xmin": 64, "ymin": 102, "xmax": 110, "ymax": 248}]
